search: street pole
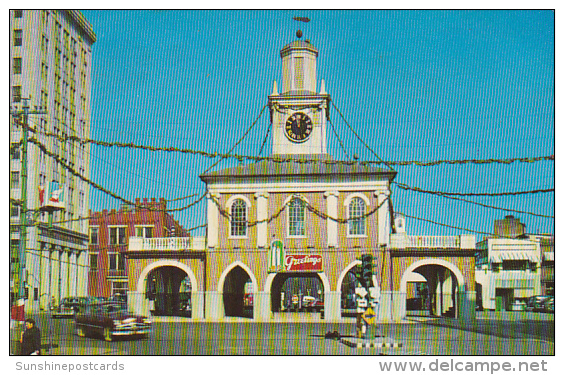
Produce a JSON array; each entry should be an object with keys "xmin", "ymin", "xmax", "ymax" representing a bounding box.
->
[{"xmin": 12, "ymin": 97, "xmax": 47, "ymax": 313}]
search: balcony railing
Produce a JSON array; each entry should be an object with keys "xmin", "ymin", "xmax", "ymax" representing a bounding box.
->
[
  {"xmin": 390, "ymin": 234, "xmax": 475, "ymax": 249},
  {"xmin": 129, "ymin": 237, "xmax": 205, "ymax": 251}
]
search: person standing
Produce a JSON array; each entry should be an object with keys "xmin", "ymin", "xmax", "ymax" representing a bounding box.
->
[{"xmin": 20, "ymin": 318, "xmax": 41, "ymax": 355}]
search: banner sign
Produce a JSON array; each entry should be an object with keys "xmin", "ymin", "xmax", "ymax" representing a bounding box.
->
[
  {"xmin": 46, "ymin": 181, "xmax": 65, "ymax": 209},
  {"xmin": 268, "ymin": 240, "xmax": 285, "ymax": 273},
  {"xmin": 284, "ymin": 254, "xmax": 323, "ymax": 272}
]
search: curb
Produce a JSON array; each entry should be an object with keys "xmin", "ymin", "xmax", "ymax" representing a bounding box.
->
[{"xmin": 340, "ymin": 339, "xmax": 403, "ymax": 349}]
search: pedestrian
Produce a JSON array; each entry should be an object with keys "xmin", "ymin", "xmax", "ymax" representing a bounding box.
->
[{"xmin": 20, "ymin": 318, "xmax": 41, "ymax": 355}]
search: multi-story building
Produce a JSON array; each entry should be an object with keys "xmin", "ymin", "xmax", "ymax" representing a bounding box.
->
[
  {"xmin": 529, "ymin": 234, "xmax": 554, "ymax": 296},
  {"xmin": 475, "ymin": 216, "xmax": 543, "ymax": 311},
  {"xmin": 125, "ymin": 34, "xmax": 477, "ymax": 323},
  {"xmin": 88, "ymin": 198, "xmax": 191, "ymax": 316},
  {"xmin": 9, "ymin": 10, "xmax": 96, "ymax": 312}
]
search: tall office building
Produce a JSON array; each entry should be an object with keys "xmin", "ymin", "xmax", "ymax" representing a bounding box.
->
[{"xmin": 9, "ymin": 10, "xmax": 96, "ymax": 312}]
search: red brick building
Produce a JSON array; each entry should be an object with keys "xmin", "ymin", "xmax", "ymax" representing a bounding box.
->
[{"xmin": 88, "ymin": 198, "xmax": 189, "ymax": 300}]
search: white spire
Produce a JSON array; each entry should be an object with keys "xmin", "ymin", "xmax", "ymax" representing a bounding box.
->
[
  {"xmin": 271, "ymin": 80, "xmax": 279, "ymax": 95},
  {"xmin": 319, "ymin": 79, "xmax": 326, "ymax": 94}
]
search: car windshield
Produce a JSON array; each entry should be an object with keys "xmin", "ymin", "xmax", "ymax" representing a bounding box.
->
[{"xmin": 103, "ymin": 303, "xmax": 127, "ymax": 314}]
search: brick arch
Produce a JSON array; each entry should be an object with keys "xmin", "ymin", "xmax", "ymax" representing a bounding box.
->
[
  {"xmin": 136, "ymin": 260, "xmax": 198, "ymax": 293},
  {"xmin": 217, "ymin": 261, "xmax": 258, "ymax": 293},
  {"xmin": 336, "ymin": 260, "xmax": 380, "ymax": 292},
  {"xmin": 399, "ymin": 258, "xmax": 465, "ymax": 293}
]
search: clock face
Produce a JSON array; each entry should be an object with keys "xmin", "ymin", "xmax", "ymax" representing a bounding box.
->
[{"xmin": 285, "ymin": 112, "xmax": 313, "ymax": 143}]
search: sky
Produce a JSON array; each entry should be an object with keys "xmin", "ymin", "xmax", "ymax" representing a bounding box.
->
[{"xmin": 80, "ymin": 10, "xmax": 554, "ymax": 237}]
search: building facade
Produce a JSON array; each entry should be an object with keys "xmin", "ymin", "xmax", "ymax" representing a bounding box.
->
[
  {"xmin": 125, "ymin": 35, "xmax": 477, "ymax": 322},
  {"xmin": 89, "ymin": 198, "xmax": 192, "ymax": 315},
  {"xmin": 475, "ymin": 216, "xmax": 543, "ymax": 311},
  {"xmin": 9, "ymin": 10, "xmax": 96, "ymax": 312}
]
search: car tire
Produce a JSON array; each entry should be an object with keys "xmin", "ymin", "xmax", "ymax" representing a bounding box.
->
[
  {"xmin": 103, "ymin": 327, "xmax": 113, "ymax": 342},
  {"xmin": 76, "ymin": 325, "xmax": 86, "ymax": 337}
]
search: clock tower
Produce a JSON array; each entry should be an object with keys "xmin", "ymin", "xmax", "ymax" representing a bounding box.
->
[{"xmin": 268, "ymin": 35, "xmax": 330, "ymax": 155}]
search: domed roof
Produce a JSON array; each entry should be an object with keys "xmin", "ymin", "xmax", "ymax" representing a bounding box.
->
[{"xmin": 280, "ymin": 40, "xmax": 319, "ymax": 58}]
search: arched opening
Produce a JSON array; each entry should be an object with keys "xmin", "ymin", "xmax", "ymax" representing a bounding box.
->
[
  {"xmin": 271, "ymin": 273, "xmax": 324, "ymax": 315},
  {"xmin": 222, "ymin": 266, "xmax": 253, "ymax": 318},
  {"xmin": 145, "ymin": 266, "xmax": 191, "ymax": 317},
  {"xmin": 406, "ymin": 265, "xmax": 459, "ymax": 318},
  {"xmin": 404, "ymin": 271, "xmax": 429, "ymax": 317},
  {"xmin": 340, "ymin": 268, "xmax": 358, "ymax": 317}
]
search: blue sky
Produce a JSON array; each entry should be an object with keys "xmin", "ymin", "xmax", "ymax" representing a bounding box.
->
[{"xmin": 81, "ymin": 10, "xmax": 554, "ymax": 237}]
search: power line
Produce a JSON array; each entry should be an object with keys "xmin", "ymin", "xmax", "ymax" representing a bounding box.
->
[
  {"xmin": 394, "ymin": 181, "xmax": 554, "ymax": 197},
  {"xmin": 394, "ymin": 182, "xmax": 554, "ymax": 219},
  {"xmin": 18, "ymin": 121, "xmax": 554, "ymax": 168},
  {"xmin": 331, "ymin": 101, "xmax": 395, "ymax": 171},
  {"xmin": 328, "ymin": 116, "xmax": 351, "ymax": 161},
  {"xmin": 29, "ymin": 137, "xmax": 207, "ymax": 213},
  {"xmin": 201, "ymin": 103, "xmax": 268, "ymax": 175}
]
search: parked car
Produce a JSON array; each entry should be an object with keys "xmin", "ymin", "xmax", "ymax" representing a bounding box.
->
[
  {"xmin": 302, "ymin": 296, "xmax": 323, "ymax": 312},
  {"xmin": 542, "ymin": 297, "xmax": 554, "ymax": 313},
  {"xmin": 75, "ymin": 302, "xmax": 152, "ymax": 342},
  {"xmin": 527, "ymin": 296, "xmax": 552, "ymax": 312},
  {"xmin": 52, "ymin": 297, "xmax": 97, "ymax": 318}
]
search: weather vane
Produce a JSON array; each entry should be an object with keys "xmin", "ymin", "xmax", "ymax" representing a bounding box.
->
[{"xmin": 293, "ymin": 16, "xmax": 310, "ymax": 38}]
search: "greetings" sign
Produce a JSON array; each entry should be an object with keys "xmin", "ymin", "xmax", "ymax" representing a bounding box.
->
[{"xmin": 284, "ymin": 254, "xmax": 323, "ymax": 272}]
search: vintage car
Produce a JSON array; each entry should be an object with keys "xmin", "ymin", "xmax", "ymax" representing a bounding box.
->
[
  {"xmin": 527, "ymin": 295, "xmax": 552, "ymax": 312},
  {"xmin": 75, "ymin": 302, "xmax": 152, "ymax": 342},
  {"xmin": 52, "ymin": 297, "xmax": 96, "ymax": 318}
]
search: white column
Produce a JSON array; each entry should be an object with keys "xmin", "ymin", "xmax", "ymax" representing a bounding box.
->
[
  {"xmin": 375, "ymin": 191, "xmax": 391, "ymax": 246},
  {"xmin": 323, "ymin": 190, "xmax": 339, "ymax": 248},
  {"xmin": 191, "ymin": 291, "xmax": 205, "ymax": 319},
  {"xmin": 206, "ymin": 192, "xmax": 221, "ymax": 248},
  {"xmin": 253, "ymin": 291, "xmax": 272, "ymax": 322},
  {"xmin": 323, "ymin": 291, "xmax": 341, "ymax": 322},
  {"xmin": 254, "ymin": 191, "xmax": 269, "ymax": 248}
]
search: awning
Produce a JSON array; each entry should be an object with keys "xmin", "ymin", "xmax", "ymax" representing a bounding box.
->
[{"xmin": 489, "ymin": 252, "xmax": 540, "ymax": 263}]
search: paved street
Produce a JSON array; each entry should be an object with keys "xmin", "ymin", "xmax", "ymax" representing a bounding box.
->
[{"xmin": 10, "ymin": 311, "xmax": 553, "ymax": 355}]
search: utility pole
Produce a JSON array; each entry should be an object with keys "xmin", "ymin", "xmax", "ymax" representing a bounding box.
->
[{"xmin": 11, "ymin": 97, "xmax": 46, "ymax": 312}]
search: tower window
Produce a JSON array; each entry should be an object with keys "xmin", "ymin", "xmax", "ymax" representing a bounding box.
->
[
  {"xmin": 230, "ymin": 199, "xmax": 247, "ymax": 237},
  {"xmin": 14, "ymin": 10, "xmax": 23, "ymax": 18},
  {"xmin": 294, "ymin": 57, "xmax": 304, "ymax": 90},
  {"xmin": 348, "ymin": 197, "xmax": 366, "ymax": 236},
  {"xmin": 288, "ymin": 197, "xmax": 306, "ymax": 237}
]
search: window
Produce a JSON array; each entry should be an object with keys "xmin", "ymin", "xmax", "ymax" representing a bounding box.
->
[
  {"xmin": 89, "ymin": 253, "xmax": 98, "ymax": 271},
  {"xmin": 288, "ymin": 197, "xmax": 306, "ymax": 237},
  {"xmin": 10, "ymin": 204, "xmax": 20, "ymax": 217},
  {"xmin": 10, "ymin": 172, "xmax": 20, "ymax": 189},
  {"xmin": 13, "ymin": 57, "xmax": 22, "ymax": 74},
  {"xmin": 294, "ymin": 57, "xmax": 304, "ymax": 90},
  {"xmin": 348, "ymin": 197, "xmax": 366, "ymax": 236},
  {"xmin": 112, "ymin": 281, "xmax": 128, "ymax": 301},
  {"xmin": 14, "ymin": 10, "xmax": 23, "ymax": 18},
  {"xmin": 109, "ymin": 226, "xmax": 126, "ymax": 245},
  {"xmin": 230, "ymin": 199, "xmax": 247, "ymax": 237},
  {"xmin": 503, "ymin": 260, "xmax": 527, "ymax": 271},
  {"xmin": 89, "ymin": 227, "xmax": 98, "ymax": 244},
  {"xmin": 12, "ymin": 86, "xmax": 21, "ymax": 103},
  {"xmin": 135, "ymin": 226, "xmax": 153, "ymax": 238},
  {"xmin": 11, "ymin": 146, "xmax": 21, "ymax": 160},
  {"xmin": 109, "ymin": 252, "xmax": 125, "ymax": 270},
  {"xmin": 14, "ymin": 29, "xmax": 22, "ymax": 46}
]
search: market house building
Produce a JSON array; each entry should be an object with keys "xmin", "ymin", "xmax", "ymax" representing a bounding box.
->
[{"xmin": 126, "ymin": 34, "xmax": 477, "ymax": 322}]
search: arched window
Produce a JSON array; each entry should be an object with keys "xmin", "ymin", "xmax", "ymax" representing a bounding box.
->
[
  {"xmin": 230, "ymin": 199, "xmax": 247, "ymax": 237},
  {"xmin": 348, "ymin": 197, "xmax": 366, "ymax": 236},
  {"xmin": 288, "ymin": 197, "xmax": 306, "ymax": 237}
]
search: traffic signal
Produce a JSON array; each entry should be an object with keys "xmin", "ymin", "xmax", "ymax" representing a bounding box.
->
[{"xmin": 361, "ymin": 254, "xmax": 373, "ymax": 288}]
